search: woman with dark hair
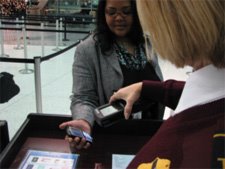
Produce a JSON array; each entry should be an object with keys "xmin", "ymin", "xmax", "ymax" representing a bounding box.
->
[
  {"xmin": 59, "ymin": 0, "xmax": 163, "ymax": 150},
  {"xmin": 94, "ymin": 0, "xmax": 144, "ymax": 54}
]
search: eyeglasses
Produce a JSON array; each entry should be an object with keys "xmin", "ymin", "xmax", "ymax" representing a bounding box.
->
[{"xmin": 105, "ymin": 7, "xmax": 132, "ymax": 17}]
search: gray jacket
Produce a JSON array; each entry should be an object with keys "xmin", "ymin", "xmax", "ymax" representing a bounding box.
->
[{"xmin": 70, "ymin": 34, "xmax": 162, "ymax": 126}]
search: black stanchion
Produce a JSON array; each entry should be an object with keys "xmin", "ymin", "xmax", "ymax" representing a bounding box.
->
[{"xmin": 62, "ymin": 17, "xmax": 69, "ymax": 41}]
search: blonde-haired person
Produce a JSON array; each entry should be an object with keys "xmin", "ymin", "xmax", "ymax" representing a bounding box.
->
[{"xmin": 110, "ymin": 0, "xmax": 225, "ymax": 168}]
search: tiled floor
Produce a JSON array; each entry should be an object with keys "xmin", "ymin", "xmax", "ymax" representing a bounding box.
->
[{"xmin": 0, "ymin": 25, "xmax": 192, "ymax": 140}]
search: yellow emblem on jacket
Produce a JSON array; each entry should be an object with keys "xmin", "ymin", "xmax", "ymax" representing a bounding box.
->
[{"xmin": 137, "ymin": 157, "xmax": 171, "ymax": 169}]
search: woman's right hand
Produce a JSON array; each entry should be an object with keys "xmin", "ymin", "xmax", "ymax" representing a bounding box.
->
[
  {"xmin": 109, "ymin": 82, "xmax": 143, "ymax": 119},
  {"xmin": 59, "ymin": 119, "xmax": 92, "ymax": 150}
]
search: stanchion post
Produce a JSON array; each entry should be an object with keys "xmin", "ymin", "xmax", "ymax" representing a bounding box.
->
[
  {"xmin": 14, "ymin": 17, "xmax": 23, "ymax": 50},
  {"xmin": 23, "ymin": 26, "xmax": 27, "ymax": 60},
  {"xmin": 63, "ymin": 17, "xmax": 69, "ymax": 41},
  {"xmin": 41, "ymin": 22, "xmax": 45, "ymax": 57},
  {"xmin": 56, "ymin": 19, "xmax": 59, "ymax": 47},
  {"xmin": 19, "ymin": 26, "xmax": 33, "ymax": 74},
  {"xmin": 52, "ymin": 19, "xmax": 61, "ymax": 51},
  {"xmin": 59, "ymin": 17, "xmax": 63, "ymax": 45},
  {"xmin": 0, "ymin": 19, "xmax": 10, "ymax": 58},
  {"xmin": 34, "ymin": 57, "xmax": 43, "ymax": 113}
]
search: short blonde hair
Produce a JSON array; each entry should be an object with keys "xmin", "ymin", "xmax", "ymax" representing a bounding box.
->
[{"xmin": 137, "ymin": 0, "xmax": 225, "ymax": 68}]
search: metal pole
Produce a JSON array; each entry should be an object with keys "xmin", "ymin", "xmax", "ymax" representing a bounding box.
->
[
  {"xmin": 14, "ymin": 18, "xmax": 24, "ymax": 50},
  {"xmin": 19, "ymin": 26, "xmax": 33, "ymax": 74},
  {"xmin": 52, "ymin": 19, "xmax": 61, "ymax": 51},
  {"xmin": 63, "ymin": 17, "xmax": 69, "ymax": 41},
  {"xmin": 59, "ymin": 17, "xmax": 63, "ymax": 45},
  {"xmin": 56, "ymin": 19, "xmax": 59, "ymax": 47},
  {"xmin": 0, "ymin": 19, "xmax": 9, "ymax": 58},
  {"xmin": 34, "ymin": 57, "xmax": 43, "ymax": 113},
  {"xmin": 41, "ymin": 23, "xmax": 44, "ymax": 57}
]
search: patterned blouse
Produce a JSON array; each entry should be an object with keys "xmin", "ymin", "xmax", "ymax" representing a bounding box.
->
[{"xmin": 114, "ymin": 43, "xmax": 147, "ymax": 70}]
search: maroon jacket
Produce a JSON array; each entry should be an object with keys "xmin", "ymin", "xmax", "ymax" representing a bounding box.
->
[{"xmin": 127, "ymin": 80, "xmax": 225, "ymax": 169}]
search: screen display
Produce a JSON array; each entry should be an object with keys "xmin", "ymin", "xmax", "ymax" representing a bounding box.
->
[
  {"xmin": 18, "ymin": 150, "xmax": 79, "ymax": 169},
  {"xmin": 100, "ymin": 105, "xmax": 119, "ymax": 116}
]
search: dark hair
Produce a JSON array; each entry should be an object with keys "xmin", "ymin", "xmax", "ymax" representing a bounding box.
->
[{"xmin": 94, "ymin": 0, "xmax": 144, "ymax": 54}]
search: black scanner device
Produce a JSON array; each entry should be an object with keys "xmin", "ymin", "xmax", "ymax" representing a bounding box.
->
[{"xmin": 94, "ymin": 100, "xmax": 126, "ymax": 127}]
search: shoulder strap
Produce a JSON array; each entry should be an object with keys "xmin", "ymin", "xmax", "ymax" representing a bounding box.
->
[{"xmin": 95, "ymin": 43, "xmax": 107, "ymax": 103}]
